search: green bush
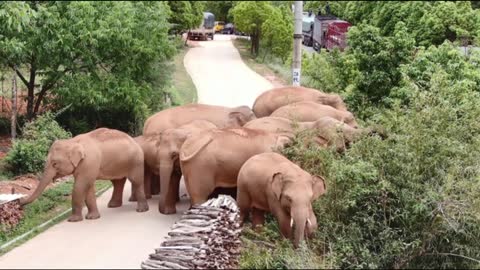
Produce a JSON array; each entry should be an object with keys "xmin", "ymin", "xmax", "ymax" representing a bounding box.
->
[
  {"xmin": 5, "ymin": 112, "xmax": 71, "ymax": 174},
  {"xmin": 278, "ymin": 70, "xmax": 480, "ymax": 269}
]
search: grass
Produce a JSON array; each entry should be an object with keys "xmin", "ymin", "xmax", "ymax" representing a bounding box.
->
[
  {"xmin": 232, "ymin": 38, "xmax": 290, "ymax": 85},
  {"xmin": 0, "ymin": 179, "xmax": 111, "ymax": 255},
  {"xmin": 170, "ymin": 46, "xmax": 197, "ymax": 105}
]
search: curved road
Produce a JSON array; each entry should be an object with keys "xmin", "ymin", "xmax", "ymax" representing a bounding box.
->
[{"xmin": 0, "ymin": 34, "xmax": 273, "ymax": 269}]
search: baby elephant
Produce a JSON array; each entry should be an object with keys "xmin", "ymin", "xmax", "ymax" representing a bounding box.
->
[
  {"xmin": 19, "ymin": 128, "xmax": 149, "ymax": 222},
  {"xmin": 237, "ymin": 152, "xmax": 326, "ymax": 248}
]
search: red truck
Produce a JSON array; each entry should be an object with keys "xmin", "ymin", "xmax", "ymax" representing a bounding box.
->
[{"xmin": 312, "ymin": 15, "xmax": 351, "ymax": 52}]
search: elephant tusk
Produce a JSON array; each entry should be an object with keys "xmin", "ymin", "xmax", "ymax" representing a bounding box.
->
[
  {"xmin": 290, "ymin": 218, "xmax": 294, "ymax": 228},
  {"xmin": 307, "ymin": 218, "xmax": 312, "ymax": 226}
]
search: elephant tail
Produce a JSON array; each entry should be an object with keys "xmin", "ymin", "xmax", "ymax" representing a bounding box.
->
[{"xmin": 180, "ymin": 133, "xmax": 214, "ymax": 162}]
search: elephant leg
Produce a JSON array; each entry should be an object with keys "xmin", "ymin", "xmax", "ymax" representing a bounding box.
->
[
  {"xmin": 129, "ymin": 168, "xmax": 149, "ymax": 212},
  {"xmin": 236, "ymin": 187, "xmax": 251, "ymax": 226},
  {"xmin": 143, "ymin": 169, "xmax": 152, "ymax": 199},
  {"xmin": 68, "ymin": 179, "xmax": 91, "ymax": 222},
  {"xmin": 184, "ymin": 172, "xmax": 215, "ymax": 207},
  {"xmin": 150, "ymin": 174, "xmax": 160, "ymax": 195},
  {"xmin": 251, "ymin": 208, "xmax": 266, "ymax": 231},
  {"xmin": 159, "ymin": 172, "xmax": 182, "ymax": 214},
  {"xmin": 108, "ymin": 178, "xmax": 126, "ymax": 208},
  {"xmin": 173, "ymin": 171, "xmax": 181, "ymax": 202},
  {"xmin": 85, "ymin": 184, "xmax": 100, "ymax": 220}
]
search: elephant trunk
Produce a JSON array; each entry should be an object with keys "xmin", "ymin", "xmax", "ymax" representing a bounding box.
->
[
  {"xmin": 158, "ymin": 161, "xmax": 176, "ymax": 214},
  {"xmin": 291, "ymin": 206, "xmax": 309, "ymax": 248},
  {"xmin": 20, "ymin": 166, "xmax": 56, "ymax": 205}
]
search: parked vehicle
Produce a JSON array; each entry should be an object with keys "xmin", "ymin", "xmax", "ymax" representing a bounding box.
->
[
  {"xmin": 214, "ymin": 21, "xmax": 225, "ymax": 33},
  {"xmin": 302, "ymin": 12, "xmax": 315, "ymax": 47},
  {"xmin": 188, "ymin": 12, "xmax": 215, "ymax": 41},
  {"xmin": 222, "ymin": 23, "xmax": 235, "ymax": 35},
  {"xmin": 312, "ymin": 15, "xmax": 351, "ymax": 52}
]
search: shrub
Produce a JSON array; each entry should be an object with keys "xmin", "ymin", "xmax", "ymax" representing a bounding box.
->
[
  {"xmin": 278, "ymin": 70, "xmax": 480, "ymax": 269},
  {"xmin": 5, "ymin": 112, "xmax": 71, "ymax": 174}
]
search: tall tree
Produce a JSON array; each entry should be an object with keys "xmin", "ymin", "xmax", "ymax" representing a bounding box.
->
[
  {"xmin": 204, "ymin": 1, "xmax": 234, "ymax": 22},
  {"xmin": 167, "ymin": 1, "xmax": 204, "ymax": 34},
  {"xmin": 231, "ymin": 1, "xmax": 273, "ymax": 56},
  {"xmin": 0, "ymin": 1, "xmax": 174, "ymax": 120}
]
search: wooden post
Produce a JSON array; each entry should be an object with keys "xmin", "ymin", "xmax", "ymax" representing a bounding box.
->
[{"xmin": 11, "ymin": 70, "xmax": 17, "ymax": 140}]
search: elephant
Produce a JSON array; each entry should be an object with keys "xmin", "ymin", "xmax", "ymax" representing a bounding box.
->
[
  {"xmin": 252, "ymin": 86, "xmax": 347, "ymax": 117},
  {"xmin": 245, "ymin": 116, "xmax": 377, "ymax": 152},
  {"xmin": 179, "ymin": 127, "xmax": 292, "ymax": 210},
  {"xmin": 270, "ymin": 101, "xmax": 359, "ymax": 128},
  {"xmin": 143, "ymin": 103, "xmax": 256, "ymax": 136},
  {"xmin": 237, "ymin": 152, "xmax": 326, "ymax": 248},
  {"xmin": 19, "ymin": 128, "xmax": 149, "ymax": 222},
  {"xmin": 157, "ymin": 120, "xmax": 218, "ymax": 214},
  {"xmin": 132, "ymin": 134, "xmax": 162, "ymax": 200}
]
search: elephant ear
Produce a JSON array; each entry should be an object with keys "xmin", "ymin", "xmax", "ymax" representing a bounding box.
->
[
  {"xmin": 270, "ymin": 172, "xmax": 284, "ymax": 201},
  {"xmin": 312, "ymin": 175, "xmax": 326, "ymax": 200},
  {"xmin": 228, "ymin": 112, "xmax": 248, "ymax": 127},
  {"xmin": 274, "ymin": 135, "xmax": 292, "ymax": 150},
  {"xmin": 69, "ymin": 143, "xmax": 85, "ymax": 168}
]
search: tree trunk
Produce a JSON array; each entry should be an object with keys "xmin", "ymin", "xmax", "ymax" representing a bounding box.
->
[
  {"xmin": 11, "ymin": 72, "xmax": 17, "ymax": 140},
  {"xmin": 26, "ymin": 62, "xmax": 36, "ymax": 120}
]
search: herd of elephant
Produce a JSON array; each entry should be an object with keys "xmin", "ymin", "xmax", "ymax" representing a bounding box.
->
[{"xmin": 19, "ymin": 86, "xmax": 382, "ymax": 247}]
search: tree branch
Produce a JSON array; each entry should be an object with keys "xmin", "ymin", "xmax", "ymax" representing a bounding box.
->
[{"xmin": 9, "ymin": 65, "xmax": 29, "ymax": 88}]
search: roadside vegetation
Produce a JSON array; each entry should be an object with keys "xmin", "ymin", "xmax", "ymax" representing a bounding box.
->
[
  {"xmin": 230, "ymin": 1, "xmax": 480, "ymax": 268},
  {"xmin": 0, "ymin": 1, "xmax": 200, "ymax": 247}
]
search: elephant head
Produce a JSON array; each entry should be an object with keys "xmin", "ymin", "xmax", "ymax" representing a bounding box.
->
[
  {"xmin": 270, "ymin": 171, "xmax": 326, "ymax": 248},
  {"xmin": 19, "ymin": 140, "xmax": 85, "ymax": 205},
  {"xmin": 226, "ymin": 106, "xmax": 257, "ymax": 127}
]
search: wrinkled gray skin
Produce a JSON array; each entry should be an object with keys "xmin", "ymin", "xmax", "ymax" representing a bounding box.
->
[{"xmin": 237, "ymin": 152, "xmax": 326, "ymax": 248}]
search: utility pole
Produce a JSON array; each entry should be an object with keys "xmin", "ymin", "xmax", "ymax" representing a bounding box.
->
[{"xmin": 292, "ymin": 1, "xmax": 303, "ymax": 86}]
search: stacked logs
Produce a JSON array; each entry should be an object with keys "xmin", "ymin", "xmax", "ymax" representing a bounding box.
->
[
  {"xmin": 0, "ymin": 195, "xmax": 25, "ymax": 232},
  {"xmin": 141, "ymin": 195, "xmax": 242, "ymax": 269}
]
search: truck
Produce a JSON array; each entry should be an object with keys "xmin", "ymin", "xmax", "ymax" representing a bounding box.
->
[
  {"xmin": 302, "ymin": 12, "xmax": 315, "ymax": 47},
  {"xmin": 187, "ymin": 12, "xmax": 215, "ymax": 41},
  {"xmin": 312, "ymin": 14, "xmax": 351, "ymax": 52}
]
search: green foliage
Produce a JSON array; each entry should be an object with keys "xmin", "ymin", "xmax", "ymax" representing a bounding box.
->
[
  {"xmin": 261, "ymin": 5, "xmax": 293, "ymax": 63},
  {"xmin": 5, "ymin": 112, "xmax": 71, "ymax": 174},
  {"xmin": 346, "ymin": 22, "xmax": 415, "ymax": 105},
  {"xmin": 204, "ymin": 1, "xmax": 234, "ymax": 22},
  {"xmin": 0, "ymin": 1, "xmax": 175, "ymax": 126},
  {"xmin": 167, "ymin": 1, "xmax": 204, "ymax": 34},
  {"xmin": 329, "ymin": 1, "xmax": 480, "ymax": 46},
  {"xmin": 231, "ymin": 1, "xmax": 274, "ymax": 56},
  {"xmin": 286, "ymin": 70, "xmax": 480, "ymax": 268}
]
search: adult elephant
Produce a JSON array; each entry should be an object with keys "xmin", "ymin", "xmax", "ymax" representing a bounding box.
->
[
  {"xmin": 179, "ymin": 128, "xmax": 291, "ymax": 211},
  {"xmin": 245, "ymin": 116, "xmax": 378, "ymax": 152},
  {"xmin": 140, "ymin": 103, "xmax": 255, "ymax": 199},
  {"xmin": 132, "ymin": 134, "xmax": 162, "ymax": 200},
  {"xmin": 157, "ymin": 120, "xmax": 218, "ymax": 214},
  {"xmin": 237, "ymin": 152, "xmax": 326, "ymax": 248},
  {"xmin": 270, "ymin": 101, "xmax": 359, "ymax": 128},
  {"xmin": 252, "ymin": 86, "xmax": 347, "ymax": 117},
  {"xmin": 19, "ymin": 128, "xmax": 148, "ymax": 222},
  {"xmin": 143, "ymin": 103, "xmax": 256, "ymax": 136}
]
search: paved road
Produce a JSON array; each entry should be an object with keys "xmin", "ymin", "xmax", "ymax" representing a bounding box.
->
[
  {"xmin": 0, "ymin": 34, "xmax": 272, "ymax": 269},
  {"xmin": 185, "ymin": 34, "xmax": 273, "ymax": 108}
]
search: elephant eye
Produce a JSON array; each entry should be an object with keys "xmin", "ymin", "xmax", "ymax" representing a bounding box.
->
[{"xmin": 52, "ymin": 162, "xmax": 57, "ymax": 168}]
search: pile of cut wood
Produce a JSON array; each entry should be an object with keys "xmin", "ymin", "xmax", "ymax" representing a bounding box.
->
[
  {"xmin": 0, "ymin": 194, "xmax": 25, "ymax": 232},
  {"xmin": 141, "ymin": 195, "xmax": 242, "ymax": 269}
]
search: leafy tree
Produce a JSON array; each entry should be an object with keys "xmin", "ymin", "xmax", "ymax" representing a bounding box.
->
[
  {"xmin": 261, "ymin": 5, "xmax": 293, "ymax": 63},
  {"xmin": 204, "ymin": 1, "xmax": 234, "ymax": 22},
  {"xmin": 231, "ymin": 1, "xmax": 273, "ymax": 56},
  {"xmin": 347, "ymin": 22, "xmax": 415, "ymax": 106},
  {"xmin": 167, "ymin": 1, "xmax": 204, "ymax": 35},
  {"xmin": 0, "ymin": 1, "xmax": 174, "ymax": 121}
]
